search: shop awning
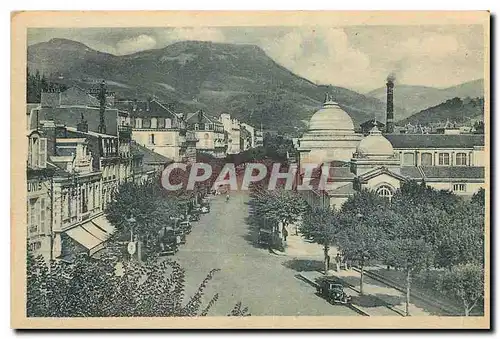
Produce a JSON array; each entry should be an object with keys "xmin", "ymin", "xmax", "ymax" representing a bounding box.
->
[
  {"xmin": 90, "ymin": 215, "xmax": 116, "ymax": 235},
  {"xmin": 64, "ymin": 215, "xmax": 115, "ymax": 255}
]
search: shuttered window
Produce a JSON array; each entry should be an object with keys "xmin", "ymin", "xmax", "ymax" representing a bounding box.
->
[{"xmin": 38, "ymin": 138, "xmax": 47, "ymax": 168}]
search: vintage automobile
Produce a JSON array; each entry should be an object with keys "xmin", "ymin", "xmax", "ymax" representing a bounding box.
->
[
  {"xmin": 158, "ymin": 227, "xmax": 178, "ymax": 256},
  {"xmin": 179, "ymin": 220, "xmax": 192, "ymax": 235},
  {"xmin": 316, "ymin": 277, "xmax": 352, "ymax": 304},
  {"xmin": 258, "ymin": 228, "xmax": 273, "ymax": 247},
  {"xmin": 188, "ymin": 213, "xmax": 200, "ymax": 222}
]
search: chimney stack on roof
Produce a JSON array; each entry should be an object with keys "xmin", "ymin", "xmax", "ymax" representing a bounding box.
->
[{"xmin": 385, "ymin": 74, "xmax": 395, "ymax": 133}]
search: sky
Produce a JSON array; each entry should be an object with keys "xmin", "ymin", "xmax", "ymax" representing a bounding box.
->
[{"xmin": 28, "ymin": 25, "xmax": 485, "ymax": 92}]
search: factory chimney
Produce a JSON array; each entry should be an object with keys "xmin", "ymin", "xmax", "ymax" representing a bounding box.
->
[{"xmin": 385, "ymin": 74, "xmax": 395, "ymax": 133}]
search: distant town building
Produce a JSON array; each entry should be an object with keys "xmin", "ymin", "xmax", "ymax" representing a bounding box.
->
[
  {"xmin": 117, "ymin": 98, "xmax": 197, "ymax": 163},
  {"xmin": 185, "ymin": 110, "xmax": 227, "ymax": 158},
  {"xmin": 219, "ymin": 113, "xmax": 242, "ymax": 154}
]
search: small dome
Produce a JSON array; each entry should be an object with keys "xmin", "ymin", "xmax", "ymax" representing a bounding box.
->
[
  {"xmin": 356, "ymin": 125, "xmax": 394, "ymax": 157},
  {"xmin": 309, "ymin": 98, "xmax": 355, "ymax": 132}
]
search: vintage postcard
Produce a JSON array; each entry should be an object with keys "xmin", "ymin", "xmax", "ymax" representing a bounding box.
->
[{"xmin": 11, "ymin": 11, "xmax": 490, "ymax": 329}]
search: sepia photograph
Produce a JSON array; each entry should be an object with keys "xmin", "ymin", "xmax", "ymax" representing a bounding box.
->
[{"xmin": 11, "ymin": 10, "xmax": 490, "ymax": 329}]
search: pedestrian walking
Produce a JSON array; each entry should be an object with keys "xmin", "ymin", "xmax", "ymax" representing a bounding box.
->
[
  {"xmin": 335, "ymin": 253, "xmax": 341, "ymax": 272},
  {"xmin": 282, "ymin": 227, "xmax": 288, "ymax": 242}
]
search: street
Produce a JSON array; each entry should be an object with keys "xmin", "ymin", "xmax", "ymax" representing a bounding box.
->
[{"xmin": 173, "ymin": 191, "xmax": 360, "ymax": 316}]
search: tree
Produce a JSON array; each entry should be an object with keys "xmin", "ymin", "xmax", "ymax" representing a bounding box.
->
[
  {"xmin": 434, "ymin": 201, "xmax": 485, "ymax": 269},
  {"xmin": 471, "ymin": 188, "xmax": 485, "ymax": 207},
  {"xmin": 382, "ymin": 237, "xmax": 434, "ymax": 316},
  {"xmin": 26, "ymin": 248, "xmax": 247, "ymax": 317},
  {"xmin": 252, "ymin": 189, "xmax": 306, "ymax": 248},
  {"xmin": 437, "ymin": 263, "xmax": 484, "ymax": 316},
  {"xmin": 301, "ymin": 207, "xmax": 338, "ymax": 274},
  {"xmin": 337, "ymin": 211, "xmax": 387, "ymax": 294},
  {"xmin": 106, "ymin": 181, "xmax": 184, "ymax": 260}
]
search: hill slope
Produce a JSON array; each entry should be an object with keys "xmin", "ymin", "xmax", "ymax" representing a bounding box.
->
[
  {"xmin": 400, "ymin": 97, "xmax": 484, "ymax": 125},
  {"xmin": 367, "ymin": 79, "xmax": 484, "ymax": 121},
  {"xmin": 28, "ymin": 38, "xmax": 391, "ymax": 135}
]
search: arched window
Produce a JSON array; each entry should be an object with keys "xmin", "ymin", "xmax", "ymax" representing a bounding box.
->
[{"xmin": 376, "ymin": 185, "xmax": 393, "ymax": 201}]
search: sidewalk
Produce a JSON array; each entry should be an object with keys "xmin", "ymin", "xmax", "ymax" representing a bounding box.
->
[
  {"xmin": 274, "ymin": 234, "xmax": 339, "ymax": 259},
  {"xmin": 284, "ymin": 234, "xmax": 431, "ymax": 316},
  {"xmin": 299, "ymin": 269, "xmax": 430, "ymax": 316}
]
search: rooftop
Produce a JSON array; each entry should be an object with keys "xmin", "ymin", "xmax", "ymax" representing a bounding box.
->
[
  {"xmin": 130, "ymin": 142, "xmax": 172, "ymax": 166},
  {"xmin": 401, "ymin": 166, "xmax": 485, "ymax": 180},
  {"xmin": 116, "ymin": 99, "xmax": 178, "ymax": 119},
  {"xmin": 385, "ymin": 134, "xmax": 484, "ymax": 149}
]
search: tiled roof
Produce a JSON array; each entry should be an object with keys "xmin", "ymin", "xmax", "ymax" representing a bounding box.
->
[
  {"xmin": 385, "ymin": 134, "xmax": 484, "ymax": 149},
  {"xmin": 400, "ymin": 166, "xmax": 423, "ymax": 179},
  {"xmin": 35, "ymin": 106, "xmax": 119, "ymax": 136},
  {"xmin": 130, "ymin": 142, "xmax": 172, "ymax": 166},
  {"xmin": 326, "ymin": 182, "xmax": 356, "ymax": 196},
  {"xmin": 401, "ymin": 166, "xmax": 485, "ymax": 180},
  {"xmin": 185, "ymin": 111, "xmax": 221, "ymax": 125},
  {"xmin": 116, "ymin": 99, "xmax": 178, "ymax": 119},
  {"xmin": 421, "ymin": 166, "xmax": 485, "ymax": 179}
]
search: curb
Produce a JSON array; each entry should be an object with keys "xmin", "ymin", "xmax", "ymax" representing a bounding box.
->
[
  {"xmin": 313, "ymin": 270, "xmax": 404, "ymax": 317},
  {"xmin": 296, "ymin": 273, "xmax": 370, "ymax": 317},
  {"xmin": 354, "ymin": 267, "xmax": 460, "ymax": 316}
]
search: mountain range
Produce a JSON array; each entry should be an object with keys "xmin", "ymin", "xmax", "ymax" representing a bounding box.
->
[
  {"xmin": 367, "ymin": 79, "xmax": 484, "ymax": 122},
  {"xmin": 28, "ymin": 38, "xmax": 484, "ymax": 134},
  {"xmin": 27, "ymin": 38, "xmax": 393, "ymax": 134},
  {"xmin": 399, "ymin": 97, "xmax": 484, "ymax": 126}
]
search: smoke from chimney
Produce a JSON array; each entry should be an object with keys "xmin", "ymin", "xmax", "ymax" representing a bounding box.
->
[
  {"xmin": 385, "ymin": 74, "xmax": 395, "ymax": 133},
  {"xmin": 387, "ymin": 73, "xmax": 396, "ymax": 83}
]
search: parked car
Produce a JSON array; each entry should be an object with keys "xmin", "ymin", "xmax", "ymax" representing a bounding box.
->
[
  {"xmin": 179, "ymin": 220, "xmax": 192, "ymax": 234},
  {"xmin": 316, "ymin": 277, "xmax": 352, "ymax": 304},
  {"xmin": 258, "ymin": 228, "xmax": 273, "ymax": 247},
  {"xmin": 158, "ymin": 228, "xmax": 178, "ymax": 256},
  {"xmin": 189, "ymin": 213, "xmax": 200, "ymax": 222}
]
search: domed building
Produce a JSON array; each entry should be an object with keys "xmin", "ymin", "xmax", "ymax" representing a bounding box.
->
[
  {"xmin": 295, "ymin": 92, "xmax": 485, "ymax": 212},
  {"xmin": 296, "ymin": 95, "xmax": 363, "ymax": 164}
]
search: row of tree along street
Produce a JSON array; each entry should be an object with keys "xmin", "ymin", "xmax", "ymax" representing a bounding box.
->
[
  {"xmin": 27, "ymin": 175, "xmax": 251, "ymax": 317},
  {"xmin": 251, "ymin": 182, "xmax": 485, "ymax": 317}
]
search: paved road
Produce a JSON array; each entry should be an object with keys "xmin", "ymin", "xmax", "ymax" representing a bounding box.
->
[{"xmin": 173, "ymin": 192, "xmax": 359, "ymax": 316}]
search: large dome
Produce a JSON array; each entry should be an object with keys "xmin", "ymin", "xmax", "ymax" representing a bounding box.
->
[
  {"xmin": 309, "ymin": 99, "xmax": 355, "ymax": 132},
  {"xmin": 356, "ymin": 125, "xmax": 394, "ymax": 157}
]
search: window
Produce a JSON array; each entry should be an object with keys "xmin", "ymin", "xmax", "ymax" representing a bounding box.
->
[
  {"xmin": 135, "ymin": 118, "xmax": 142, "ymax": 128},
  {"xmin": 81, "ymin": 186, "xmax": 88, "ymax": 213},
  {"xmin": 194, "ymin": 124, "xmax": 199, "ymax": 130},
  {"xmin": 149, "ymin": 134, "xmax": 155, "ymax": 145},
  {"xmin": 151, "ymin": 117, "xmax": 157, "ymax": 129},
  {"xmin": 376, "ymin": 185, "xmax": 393, "ymax": 201},
  {"xmin": 31, "ymin": 137, "xmax": 39, "ymax": 167},
  {"xmin": 403, "ymin": 153, "xmax": 415, "ymax": 166},
  {"xmin": 62, "ymin": 192, "xmax": 69, "ymax": 219},
  {"xmin": 456, "ymin": 153, "xmax": 467, "ymax": 166},
  {"xmin": 438, "ymin": 153, "xmax": 450, "ymax": 166},
  {"xmin": 158, "ymin": 118, "xmax": 165, "ymax": 129},
  {"xmin": 453, "ymin": 183, "xmax": 466, "ymax": 192},
  {"xmin": 29, "ymin": 198, "xmax": 37, "ymax": 233},
  {"xmin": 143, "ymin": 119, "xmax": 151, "ymax": 129},
  {"xmin": 421, "ymin": 153, "xmax": 433, "ymax": 166},
  {"xmin": 165, "ymin": 118, "xmax": 172, "ymax": 128},
  {"xmin": 40, "ymin": 198, "xmax": 46, "ymax": 234}
]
